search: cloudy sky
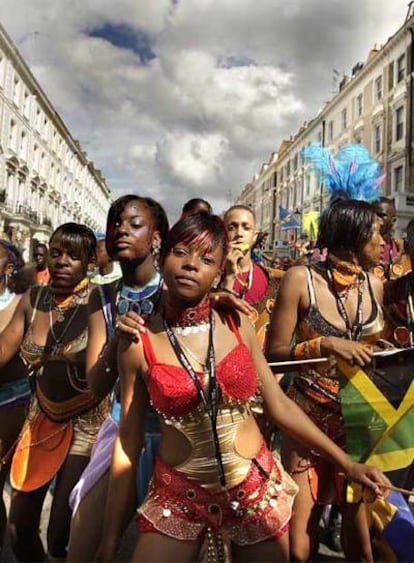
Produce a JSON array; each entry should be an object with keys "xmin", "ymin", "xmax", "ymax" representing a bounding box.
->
[{"xmin": 0, "ymin": 1, "xmax": 410, "ymax": 220}]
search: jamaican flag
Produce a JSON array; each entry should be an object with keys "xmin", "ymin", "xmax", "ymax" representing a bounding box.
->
[{"xmin": 337, "ymin": 348, "xmax": 414, "ymax": 488}]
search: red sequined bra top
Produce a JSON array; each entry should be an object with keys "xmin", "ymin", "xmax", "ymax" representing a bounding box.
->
[{"xmin": 140, "ymin": 314, "xmax": 260, "ymax": 420}]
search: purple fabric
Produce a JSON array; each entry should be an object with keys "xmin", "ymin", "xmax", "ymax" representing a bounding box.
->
[{"xmin": 69, "ymin": 416, "xmax": 117, "ymax": 514}]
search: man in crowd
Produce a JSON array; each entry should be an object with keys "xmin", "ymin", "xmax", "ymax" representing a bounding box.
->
[{"xmin": 32, "ymin": 243, "xmax": 50, "ymax": 285}]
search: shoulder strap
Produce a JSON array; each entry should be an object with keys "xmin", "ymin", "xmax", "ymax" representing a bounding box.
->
[
  {"xmin": 29, "ymin": 286, "xmax": 45, "ymax": 324},
  {"xmin": 226, "ymin": 313, "xmax": 243, "ymax": 345},
  {"xmin": 305, "ymin": 267, "xmax": 317, "ymax": 306},
  {"xmin": 140, "ymin": 331, "xmax": 157, "ymax": 368},
  {"xmin": 97, "ymin": 284, "xmax": 115, "ymax": 339}
]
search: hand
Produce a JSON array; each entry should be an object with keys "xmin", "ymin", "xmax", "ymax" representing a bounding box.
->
[
  {"xmin": 321, "ymin": 337, "xmax": 374, "ymax": 366},
  {"xmin": 115, "ymin": 310, "xmax": 147, "ymax": 343},
  {"xmin": 224, "ymin": 241, "xmax": 250, "ymax": 276},
  {"xmin": 343, "ymin": 461, "xmax": 391, "ymax": 499},
  {"xmin": 210, "ymin": 290, "xmax": 255, "ymax": 316}
]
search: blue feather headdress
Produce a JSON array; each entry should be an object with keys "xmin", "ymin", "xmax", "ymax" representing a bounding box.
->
[{"xmin": 302, "ymin": 143, "xmax": 384, "ymax": 203}]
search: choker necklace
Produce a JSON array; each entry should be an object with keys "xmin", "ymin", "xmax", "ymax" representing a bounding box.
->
[
  {"xmin": 326, "ymin": 254, "xmax": 363, "ymax": 300},
  {"xmin": 164, "ymin": 299, "xmax": 211, "ymax": 337},
  {"xmin": 117, "ymin": 272, "xmax": 162, "ymax": 316},
  {"xmin": 0, "ymin": 287, "xmax": 15, "ymax": 311},
  {"xmin": 48, "ymin": 278, "xmax": 89, "ymax": 322}
]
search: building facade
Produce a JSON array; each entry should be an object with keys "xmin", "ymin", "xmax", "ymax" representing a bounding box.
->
[
  {"xmin": 0, "ymin": 23, "xmax": 111, "ymax": 260},
  {"xmin": 237, "ymin": 4, "xmax": 414, "ymax": 247}
]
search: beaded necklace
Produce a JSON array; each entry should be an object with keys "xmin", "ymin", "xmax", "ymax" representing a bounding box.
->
[
  {"xmin": 116, "ymin": 272, "xmax": 162, "ymax": 316},
  {"xmin": 49, "ymin": 278, "xmax": 89, "ymax": 322},
  {"xmin": 327, "ymin": 254, "xmax": 363, "ymax": 301},
  {"xmin": 164, "ymin": 298, "xmax": 211, "ymax": 337}
]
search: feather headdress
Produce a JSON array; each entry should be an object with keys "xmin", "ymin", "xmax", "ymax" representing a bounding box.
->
[{"xmin": 302, "ymin": 143, "xmax": 384, "ymax": 203}]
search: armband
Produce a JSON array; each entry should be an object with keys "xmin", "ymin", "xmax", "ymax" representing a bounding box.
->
[{"xmin": 292, "ymin": 337, "xmax": 322, "ymax": 360}]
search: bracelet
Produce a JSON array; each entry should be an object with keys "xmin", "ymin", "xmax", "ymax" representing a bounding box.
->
[
  {"xmin": 292, "ymin": 337, "xmax": 322, "ymax": 360},
  {"xmin": 98, "ymin": 344, "xmax": 116, "ymax": 374}
]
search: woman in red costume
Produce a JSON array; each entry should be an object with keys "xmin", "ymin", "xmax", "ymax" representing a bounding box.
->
[{"xmin": 98, "ymin": 212, "xmax": 389, "ymax": 563}]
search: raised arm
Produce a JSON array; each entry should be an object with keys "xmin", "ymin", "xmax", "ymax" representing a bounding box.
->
[
  {"xmin": 0, "ymin": 288, "xmax": 30, "ymax": 367},
  {"xmin": 243, "ymin": 317, "xmax": 390, "ymax": 494},
  {"xmin": 97, "ymin": 337, "xmax": 149, "ymax": 561},
  {"xmin": 86, "ymin": 287, "xmax": 119, "ymax": 399}
]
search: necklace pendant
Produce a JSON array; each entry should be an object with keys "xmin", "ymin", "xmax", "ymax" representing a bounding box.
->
[{"xmin": 56, "ymin": 312, "xmax": 66, "ymax": 322}]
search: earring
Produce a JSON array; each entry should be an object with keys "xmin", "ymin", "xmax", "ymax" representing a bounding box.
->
[{"xmin": 152, "ymin": 246, "xmax": 160, "ymax": 256}]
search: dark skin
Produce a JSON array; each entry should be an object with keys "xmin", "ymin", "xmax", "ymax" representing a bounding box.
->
[
  {"xmin": 266, "ymin": 220, "xmax": 387, "ymax": 562},
  {"xmin": 67, "ymin": 199, "xmax": 162, "ymax": 562},
  {"xmin": 98, "ymin": 240, "xmax": 389, "ymax": 563},
  {"xmin": 0, "ymin": 233, "xmax": 95, "ymax": 561},
  {"xmin": 33, "ymin": 245, "xmax": 48, "ymax": 272},
  {"xmin": 0, "ymin": 248, "xmax": 28, "ymax": 550}
]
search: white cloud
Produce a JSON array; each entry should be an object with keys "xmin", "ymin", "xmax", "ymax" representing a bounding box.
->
[{"xmin": 0, "ymin": 0, "xmax": 410, "ymax": 219}]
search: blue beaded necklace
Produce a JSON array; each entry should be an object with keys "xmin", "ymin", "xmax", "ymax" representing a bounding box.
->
[{"xmin": 116, "ymin": 271, "xmax": 162, "ymax": 316}]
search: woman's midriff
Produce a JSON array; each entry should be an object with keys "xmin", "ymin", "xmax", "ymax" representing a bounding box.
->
[
  {"xmin": 157, "ymin": 409, "xmax": 263, "ymax": 492},
  {"xmin": 36, "ymin": 362, "xmax": 89, "ymax": 403}
]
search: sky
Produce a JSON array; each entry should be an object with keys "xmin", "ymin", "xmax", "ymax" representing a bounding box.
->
[{"xmin": 0, "ymin": 0, "xmax": 411, "ymax": 221}]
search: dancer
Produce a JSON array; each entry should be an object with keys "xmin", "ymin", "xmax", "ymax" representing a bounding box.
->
[
  {"xmin": 0, "ymin": 223, "xmax": 105, "ymax": 562},
  {"xmin": 267, "ymin": 144, "xmax": 387, "ymax": 562},
  {"xmin": 67, "ymin": 195, "xmax": 169, "ymax": 562},
  {"xmin": 98, "ymin": 212, "xmax": 388, "ymax": 563},
  {"xmin": 0, "ymin": 242, "xmax": 33, "ymax": 554}
]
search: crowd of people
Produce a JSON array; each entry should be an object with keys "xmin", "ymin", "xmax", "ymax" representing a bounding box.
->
[{"xmin": 0, "ymin": 143, "xmax": 412, "ymax": 563}]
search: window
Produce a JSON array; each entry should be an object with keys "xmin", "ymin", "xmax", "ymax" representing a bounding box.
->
[
  {"xmin": 286, "ymin": 161, "xmax": 291, "ymax": 177},
  {"xmin": 374, "ymin": 75, "xmax": 382, "ymax": 102},
  {"xmin": 395, "ymin": 106, "xmax": 404, "ymax": 141},
  {"xmin": 20, "ymin": 131, "xmax": 28, "ymax": 158},
  {"xmin": 328, "ymin": 120, "xmax": 334, "ymax": 142},
  {"xmin": 8, "ymin": 119, "xmax": 18, "ymax": 151},
  {"xmin": 389, "ymin": 61, "xmax": 394, "ymax": 90},
  {"xmin": 12, "ymin": 75, "xmax": 20, "ymax": 106},
  {"xmin": 36, "ymin": 108, "xmax": 42, "ymax": 131},
  {"xmin": 373, "ymin": 124, "xmax": 382, "ymax": 154},
  {"xmin": 341, "ymin": 108, "xmax": 347, "ymax": 130},
  {"xmin": 43, "ymin": 117, "xmax": 49, "ymax": 140},
  {"xmin": 293, "ymin": 154, "xmax": 298, "ymax": 172},
  {"xmin": 393, "ymin": 165, "xmax": 403, "ymax": 192},
  {"xmin": 356, "ymin": 93, "xmax": 363, "ymax": 118},
  {"xmin": 396, "ymin": 54, "xmax": 405, "ymax": 83},
  {"xmin": 23, "ymin": 89, "xmax": 31, "ymax": 118},
  {"xmin": 33, "ymin": 144, "xmax": 39, "ymax": 171}
]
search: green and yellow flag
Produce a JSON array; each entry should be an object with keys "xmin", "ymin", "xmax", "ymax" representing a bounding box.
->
[{"xmin": 337, "ymin": 350, "xmax": 414, "ymax": 487}]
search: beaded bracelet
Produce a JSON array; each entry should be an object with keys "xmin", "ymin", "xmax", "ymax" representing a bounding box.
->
[{"xmin": 292, "ymin": 337, "xmax": 322, "ymax": 360}]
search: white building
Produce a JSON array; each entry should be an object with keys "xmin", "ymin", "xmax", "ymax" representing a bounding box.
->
[
  {"xmin": 0, "ymin": 22, "xmax": 111, "ymax": 260},
  {"xmin": 238, "ymin": 4, "xmax": 414, "ymax": 247}
]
